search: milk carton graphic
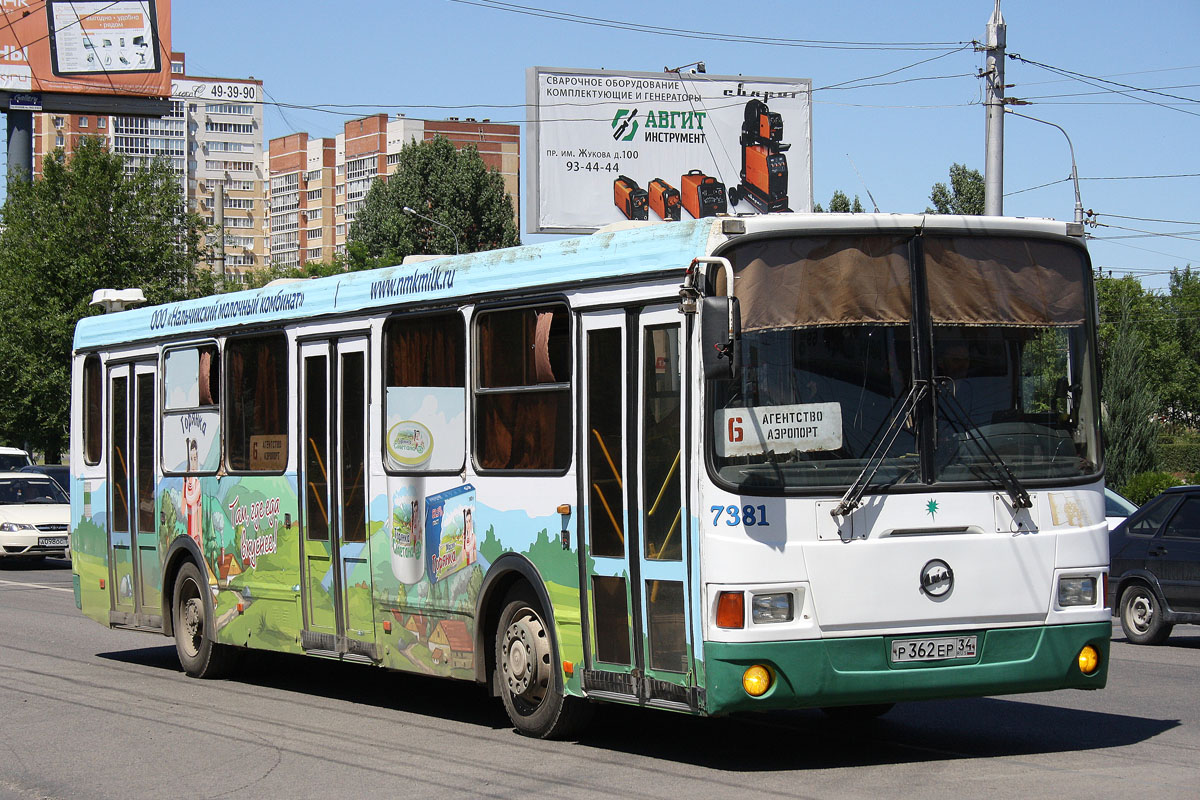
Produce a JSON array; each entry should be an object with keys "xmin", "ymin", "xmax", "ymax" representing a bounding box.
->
[
  {"xmin": 425, "ymin": 484, "xmax": 476, "ymax": 584},
  {"xmin": 389, "ymin": 485, "xmax": 424, "ymax": 585}
]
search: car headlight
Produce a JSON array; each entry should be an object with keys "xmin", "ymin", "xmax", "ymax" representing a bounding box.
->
[
  {"xmin": 1058, "ymin": 576, "xmax": 1097, "ymax": 607},
  {"xmin": 0, "ymin": 522, "xmax": 37, "ymax": 532}
]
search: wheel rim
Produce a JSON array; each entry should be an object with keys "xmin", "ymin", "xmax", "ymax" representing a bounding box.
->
[
  {"xmin": 1126, "ymin": 592, "xmax": 1154, "ymax": 634},
  {"xmin": 501, "ymin": 607, "xmax": 550, "ymax": 710},
  {"xmin": 179, "ymin": 579, "xmax": 204, "ymax": 658}
]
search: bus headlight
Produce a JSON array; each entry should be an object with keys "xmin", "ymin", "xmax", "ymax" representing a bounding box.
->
[
  {"xmin": 751, "ymin": 592, "xmax": 794, "ymax": 624},
  {"xmin": 1058, "ymin": 576, "xmax": 1096, "ymax": 606}
]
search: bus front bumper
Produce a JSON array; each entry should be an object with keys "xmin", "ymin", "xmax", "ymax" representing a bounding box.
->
[{"xmin": 703, "ymin": 621, "xmax": 1110, "ymax": 715}]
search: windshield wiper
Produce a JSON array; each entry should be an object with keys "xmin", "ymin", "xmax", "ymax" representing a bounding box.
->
[
  {"xmin": 934, "ymin": 377, "xmax": 1031, "ymax": 509},
  {"xmin": 832, "ymin": 380, "xmax": 928, "ymax": 518}
]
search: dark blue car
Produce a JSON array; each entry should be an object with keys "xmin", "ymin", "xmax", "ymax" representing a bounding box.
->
[{"xmin": 1108, "ymin": 485, "xmax": 1200, "ymax": 644}]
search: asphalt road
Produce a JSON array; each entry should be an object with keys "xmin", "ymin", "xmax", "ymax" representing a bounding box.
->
[{"xmin": 2, "ymin": 558, "xmax": 1198, "ymax": 800}]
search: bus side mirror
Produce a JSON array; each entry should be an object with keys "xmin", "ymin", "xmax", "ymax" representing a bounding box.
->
[{"xmin": 701, "ymin": 295, "xmax": 741, "ymax": 380}]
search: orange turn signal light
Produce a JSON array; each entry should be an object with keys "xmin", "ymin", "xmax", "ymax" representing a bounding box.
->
[
  {"xmin": 716, "ymin": 591, "xmax": 745, "ymax": 629},
  {"xmin": 1078, "ymin": 645, "xmax": 1100, "ymax": 675}
]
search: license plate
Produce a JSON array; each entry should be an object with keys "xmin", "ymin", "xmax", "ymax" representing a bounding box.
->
[
  {"xmin": 890, "ymin": 635, "xmax": 977, "ymax": 663},
  {"xmin": 38, "ymin": 536, "xmax": 68, "ymax": 548}
]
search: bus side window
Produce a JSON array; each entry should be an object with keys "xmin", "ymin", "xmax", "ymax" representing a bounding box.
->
[
  {"xmin": 384, "ymin": 312, "xmax": 465, "ymax": 472},
  {"xmin": 474, "ymin": 304, "xmax": 571, "ymax": 471},
  {"xmin": 226, "ymin": 334, "xmax": 288, "ymax": 472},
  {"xmin": 162, "ymin": 343, "xmax": 221, "ymax": 475},
  {"xmin": 83, "ymin": 354, "xmax": 102, "ymax": 464}
]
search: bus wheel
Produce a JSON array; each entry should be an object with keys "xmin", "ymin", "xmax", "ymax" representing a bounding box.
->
[
  {"xmin": 173, "ymin": 561, "xmax": 237, "ymax": 678},
  {"xmin": 821, "ymin": 703, "xmax": 895, "ymax": 721},
  {"xmin": 495, "ymin": 587, "xmax": 592, "ymax": 739},
  {"xmin": 1121, "ymin": 584, "xmax": 1172, "ymax": 645}
]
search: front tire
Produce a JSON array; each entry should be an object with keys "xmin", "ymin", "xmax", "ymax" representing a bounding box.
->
[
  {"xmin": 495, "ymin": 587, "xmax": 591, "ymax": 739},
  {"xmin": 173, "ymin": 561, "xmax": 237, "ymax": 677},
  {"xmin": 1121, "ymin": 584, "xmax": 1172, "ymax": 645}
]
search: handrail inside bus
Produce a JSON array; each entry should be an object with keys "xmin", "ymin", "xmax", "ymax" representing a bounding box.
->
[
  {"xmin": 591, "ymin": 429, "xmax": 622, "ymax": 489},
  {"xmin": 590, "ymin": 482, "xmax": 624, "ymax": 544},
  {"xmin": 308, "ymin": 482, "xmax": 329, "ymax": 529},
  {"xmin": 647, "ymin": 450, "xmax": 680, "ymax": 517},
  {"xmin": 308, "ymin": 437, "xmax": 330, "ymax": 484}
]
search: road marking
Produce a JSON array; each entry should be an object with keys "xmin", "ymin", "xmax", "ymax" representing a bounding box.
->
[{"xmin": 0, "ymin": 578, "xmax": 73, "ymax": 593}]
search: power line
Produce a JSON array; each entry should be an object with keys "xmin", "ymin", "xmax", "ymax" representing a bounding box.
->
[
  {"xmin": 816, "ymin": 45, "xmax": 973, "ymax": 90},
  {"xmin": 1008, "ymin": 53, "xmax": 1200, "ymax": 118},
  {"xmin": 1099, "ymin": 213, "xmax": 1200, "ymax": 226},
  {"xmin": 448, "ymin": 0, "xmax": 970, "ymax": 50}
]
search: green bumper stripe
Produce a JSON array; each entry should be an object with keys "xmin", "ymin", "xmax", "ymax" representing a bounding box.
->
[{"xmin": 704, "ymin": 622, "xmax": 1110, "ymax": 716}]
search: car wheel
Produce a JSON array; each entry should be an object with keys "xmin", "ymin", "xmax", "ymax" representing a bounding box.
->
[
  {"xmin": 1120, "ymin": 584, "xmax": 1173, "ymax": 645},
  {"xmin": 495, "ymin": 586, "xmax": 592, "ymax": 739},
  {"xmin": 172, "ymin": 561, "xmax": 238, "ymax": 677}
]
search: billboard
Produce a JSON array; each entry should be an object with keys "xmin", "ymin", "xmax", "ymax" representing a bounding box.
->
[
  {"xmin": 526, "ymin": 66, "xmax": 812, "ymax": 234},
  {"xmin": 0, "ymin": 0, "xmax": 170, "ymax": 97}
]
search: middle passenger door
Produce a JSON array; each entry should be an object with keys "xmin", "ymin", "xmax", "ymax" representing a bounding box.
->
[
  {"xmin": 298, "ymin": 335, "xmax": 377, "ymax": 660},
  {"xmin": 579, "ymin": 305, "xmax": 695, "ymax": 709}
]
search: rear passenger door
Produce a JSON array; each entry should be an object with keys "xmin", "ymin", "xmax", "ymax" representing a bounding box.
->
[{"xmin": 1158, "ymin": 493, "xmax": 1200, "ymax": 612}]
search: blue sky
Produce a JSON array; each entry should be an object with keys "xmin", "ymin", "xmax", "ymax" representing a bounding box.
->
[{"xmin": 21, "ymin": 1, "xmax": 1200, "ymax": 288}]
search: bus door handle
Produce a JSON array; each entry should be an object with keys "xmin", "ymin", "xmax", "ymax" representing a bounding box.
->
[{"xmin": 1149, "ymin": 545, "xmax": 1168, "ymax": 557}]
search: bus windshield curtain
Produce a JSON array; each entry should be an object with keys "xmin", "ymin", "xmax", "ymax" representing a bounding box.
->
[
  {"xmin": 719, "ymin": 235, "xmax": 912, "ymax": 332},
  {"xmin": 721, "ymin": 234, "xmax": 1086, "ymax": 332},
  {"xmin": 924, "ymin": 237, "xmax": 1086, "ymax": 327}
]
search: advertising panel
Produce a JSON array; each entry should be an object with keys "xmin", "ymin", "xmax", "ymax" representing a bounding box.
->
[
  {"xmin": 527, "ymin": 66, "xmax": 812, "ymax": 234},
  {"xmin": 0, "ymin": 0, "xmax": 170, "ymax": 96}
]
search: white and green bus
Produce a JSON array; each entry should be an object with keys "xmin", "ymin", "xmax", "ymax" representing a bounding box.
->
[{"xmin": 69, "ymin": 213, "xmax": 1109, "ymax": 738}]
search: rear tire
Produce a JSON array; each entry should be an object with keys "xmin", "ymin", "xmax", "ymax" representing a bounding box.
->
[
  {"xmin": 173, "ymin": 561, "xmax": 238, "ymax": 677},
  {"xmin": 495, "ymin": 587, "xmax": 592, "ymax": 739},
  {"xmin": 1120, "ymin": 584, "xmax": 1172, "ymax": 645}
]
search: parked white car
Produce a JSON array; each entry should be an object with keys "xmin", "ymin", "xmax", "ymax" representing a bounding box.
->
[
  {"xmin": 0, "ymin": 446, "xmax": 33, "ymax": 471},
  {"xmin": 0, "ymin": 472, "xmax": 70, "ymax": 561}
]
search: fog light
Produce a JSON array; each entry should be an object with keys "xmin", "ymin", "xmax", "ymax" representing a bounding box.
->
[
  {"xmin": 1058, "ymin": 576, "xmax": 1096, "ymax": 607},
  {"xmin": 716, "ymin": 591, "xmax": 745, "ymax": 629},
  {"xmin": 1078, "ymin": 645, "xmax": 1099, "ymax": 675},
  {"xmin": 742, "ymin": 664, "xmax": 772, "ymax": 697},
  {"xmin": 752, "ymin": 592, "xmax": 794, "ymax": 624}
]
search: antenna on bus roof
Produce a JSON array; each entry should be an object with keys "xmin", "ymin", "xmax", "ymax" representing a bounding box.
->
[{"xmin": 846, "ymin": 154, "xmax": 880, "ymax": 213}]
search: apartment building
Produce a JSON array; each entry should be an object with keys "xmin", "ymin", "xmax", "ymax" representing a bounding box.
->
[
  {"xmin": 32, "ymin": 53, "xmax": 268, "ymax": 282},
  {"xmin": 267, "ymin": 114, "xmax": 519, "ymax": 265}
]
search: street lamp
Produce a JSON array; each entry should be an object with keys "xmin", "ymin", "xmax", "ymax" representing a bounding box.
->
[
  {"xmin": 1006, "ymin": 109, "xmax": 1086, "ymax": 227},
  {"xmin": 402, "ymin": 206, "xmax": 460, "ymax": 255}
]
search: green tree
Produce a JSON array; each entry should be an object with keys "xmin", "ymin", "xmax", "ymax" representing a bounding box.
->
[
  {"xmin": 926, "ymin": 163, "xmax": 984, "ymax": 215},
  {"xmin": 0, "ymin": 138, "xmax": 209, "ymax": 460},
  {"xmin": 813, "ymin": 189, "xmax": 863, "ymax": 213},
  {"xmin": 1102, "ymin": 297, "xmax": 1160, "ymax": 489},
  {"xmin": 1159, "ymin": 266, "xmax": 1200, "ymax": 426},
  {"xmin": 245, "ymin": 257, "xmax": 348, "ymax": 288},
  {"xmin": 348, "ymin": 135, "xmax": 519, "ymax": 267}
]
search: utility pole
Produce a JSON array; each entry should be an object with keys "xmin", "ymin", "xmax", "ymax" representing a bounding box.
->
[{"xmin": 983, "ymin": 0, "xmax": 1006, "ymax": 216}]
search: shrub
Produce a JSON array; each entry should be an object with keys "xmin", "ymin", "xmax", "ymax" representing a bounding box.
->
[
  {"xmin": 1121, "ymin": 471, "xmax": 1184, "ymax": 506},
  {"xmin": 1157, "ymin": 442, "xmax": 1200, "ymax": 473}
]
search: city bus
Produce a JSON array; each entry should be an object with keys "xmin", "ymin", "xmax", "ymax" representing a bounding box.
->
[{"xmin": 69, "ymin": 213, "xmax": 1110, "ymax": 738}]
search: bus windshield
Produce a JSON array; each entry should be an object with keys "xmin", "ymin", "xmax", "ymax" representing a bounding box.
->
[{"xmin": 710, "ymin": 233, "xmax": 1100, "ymax": 492}]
